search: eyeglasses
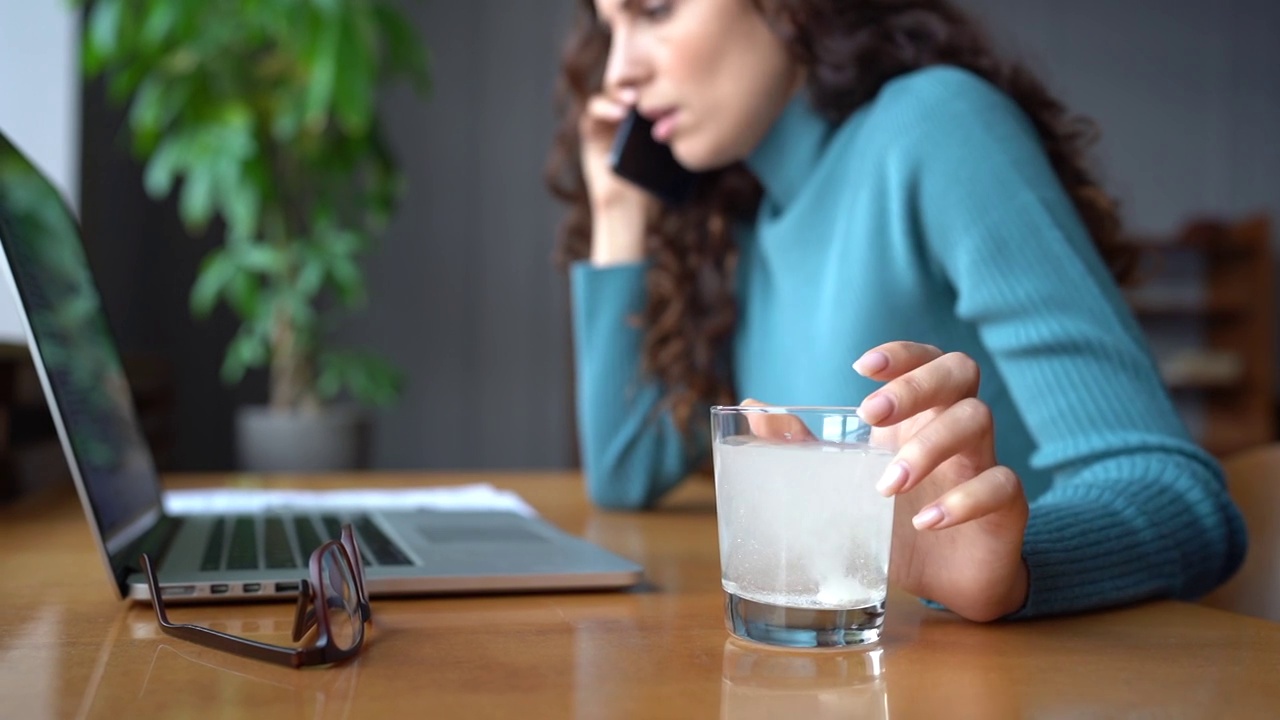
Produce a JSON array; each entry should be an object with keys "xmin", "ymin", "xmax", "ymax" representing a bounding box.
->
[{"xmin": 140, "ymin": 523, "xmax": 372, "ymax": 669}]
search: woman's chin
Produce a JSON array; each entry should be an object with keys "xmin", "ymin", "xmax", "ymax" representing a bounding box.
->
[{"xmin": 670, "ymin": 141, "xmax": 719, "ymax": 172}]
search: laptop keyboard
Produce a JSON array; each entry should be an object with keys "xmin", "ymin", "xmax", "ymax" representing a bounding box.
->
[
  {"xmin": 264, "ymin": 517, "xmax": 296, "ymax": 569},
  {"xmin": 199, "ymin": 519, "xmax": 227, "ymax": 571},
  {"xmin": 353, "ymin": 516, "xmax": 412, "ymax": 565},
  {"xmin": 197, "ymin": 514, "xmax": 413, "ymax": 571},
  {"xmin": 226, "ymin": 517, "xmax": 262, "ymax": 570},
  {"xmin": 293, "ymin": 517, "xmax": 323, "ymax": 563}
]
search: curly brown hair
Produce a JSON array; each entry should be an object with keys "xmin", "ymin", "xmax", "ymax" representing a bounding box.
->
[{"xmin": 545, "ymin": 0, "xmax": 1131, "ymax": 434}]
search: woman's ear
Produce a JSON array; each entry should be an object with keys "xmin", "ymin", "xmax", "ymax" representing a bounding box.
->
[
  {"xmin": 754, "ymin": 0, "xmax": 806, "ymax": 69},
  {"xmin": 755, "ymin": 0, "xmax": 797, "ymax": 36}
]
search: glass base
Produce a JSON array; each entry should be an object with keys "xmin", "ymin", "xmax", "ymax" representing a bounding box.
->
[{"xmin": 724, "ymin": 591, "xmax": 885, "ymax": 649}]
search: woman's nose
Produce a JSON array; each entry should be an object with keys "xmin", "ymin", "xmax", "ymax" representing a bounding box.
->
[{"xmin": 602, "ymin": 27, "xmax": 649, "ymax": 96}]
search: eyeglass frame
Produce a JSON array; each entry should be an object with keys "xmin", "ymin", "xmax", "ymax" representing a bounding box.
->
[{"xmin": 140, "ymin": 523, "xmax": 372, "ymax": 669}]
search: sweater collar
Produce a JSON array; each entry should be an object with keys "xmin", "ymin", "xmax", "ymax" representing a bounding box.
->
[{"xmin": 745, "ymin": 91, "xmax": 834, "ymax": 213}]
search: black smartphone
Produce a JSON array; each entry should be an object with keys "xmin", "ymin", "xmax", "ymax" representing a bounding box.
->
[{"xmin": 608, "ymin": 108, "xmax": 698, "ymax": 205}]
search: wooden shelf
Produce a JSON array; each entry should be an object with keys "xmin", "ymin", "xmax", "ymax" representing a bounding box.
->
[
  {"xmin": 1127, "ymin": 293, "xmax": 1250, "ymax": 317},
  {"xmin": 1159, "ymin": 350, "xmax": 1246, "ymax": 390},
  {"xmin": 1124, "ymin": 216, "xmax": 1275, "ymax": 458},
  {"xmin": 1166, "ymin": 376, "xmax": 1247, "ymax": 392},
  {"xmin": 1200, "ymin": 408, "xmax": 1275, "ymax": 458},
  {"xmin": 1122, "ymin": 220, "xmax": 1262, "ymax": 256}
]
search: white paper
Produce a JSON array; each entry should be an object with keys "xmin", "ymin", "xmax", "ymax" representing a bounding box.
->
[{"xmin": 163, "ymin": 483, "xmax": 538, "ymax": 518}]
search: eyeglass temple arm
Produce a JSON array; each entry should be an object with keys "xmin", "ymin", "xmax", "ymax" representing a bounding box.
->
[
  {"xmin": 339, "ymin": 525, "xmax": 373, "ymax": 624},
  {"xmin": 140, "ymin": 554, "xmax": 323, "ymax": 669},
  {"xmin": 292, "ymin": 579, "xmax": 318, "ymax": 643}
]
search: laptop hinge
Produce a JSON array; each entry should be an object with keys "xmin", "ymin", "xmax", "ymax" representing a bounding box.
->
[{"xmin": 111, "ymin": 514, "xmax": 182, "ymax": 593}]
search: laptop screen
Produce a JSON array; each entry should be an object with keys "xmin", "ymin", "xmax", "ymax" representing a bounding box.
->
[{"xmin": 0, "ymin": 132, "xmax": 162, "ymax": 543}]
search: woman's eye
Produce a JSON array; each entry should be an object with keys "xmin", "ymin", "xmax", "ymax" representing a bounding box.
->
[{"xmin": 639, "ymin": 0, "xmax": 673, "ymax": 21}]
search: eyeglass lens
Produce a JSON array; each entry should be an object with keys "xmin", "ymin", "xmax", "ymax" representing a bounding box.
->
[{"xmin": 318, "ymin": 544, "xmax": 363, "ymax": 652}]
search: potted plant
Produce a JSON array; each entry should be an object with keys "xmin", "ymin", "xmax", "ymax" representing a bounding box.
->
[{"xmin": 79, "ymin": 0, "xmax": 429, "ymax": 471}]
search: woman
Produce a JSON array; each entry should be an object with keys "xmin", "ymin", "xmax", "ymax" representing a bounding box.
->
[{"xmin": 546, "ymin": 0, "xmax": 1246, "ymax": 621}]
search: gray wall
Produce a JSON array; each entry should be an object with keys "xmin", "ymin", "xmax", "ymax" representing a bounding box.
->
[
  {"xmin": 81, "ymin": 1, "xmax": 1280, "ymax": 472},
  {"xmin": 964, "ymin": 0, "xmax": 1280, "ymax": 235},
  {"xmin": 335, "ymin": 1, "xmax": 579, "ymax": 469}
]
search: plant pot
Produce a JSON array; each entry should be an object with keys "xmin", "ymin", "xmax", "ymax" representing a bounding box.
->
[{"xmin": 235, "ymin": 405, "xmax": 371, "ymax": 472}]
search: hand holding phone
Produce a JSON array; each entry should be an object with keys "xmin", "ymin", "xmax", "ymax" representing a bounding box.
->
[{"xmin": 608, "ymin": 108, "xmax": 698, "ymax": 206}]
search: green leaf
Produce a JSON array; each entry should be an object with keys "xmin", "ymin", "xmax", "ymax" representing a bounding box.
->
[
  {"xmin": 178, "ymin": 162, "xmax": 216, "ymax": 230},
  {"xmin": 332, "ymin": 6, "xmax": 375, "ymax": 134},
  {"xmin": 364, "ymin": 132, "xmax": 402, "ymax": 230},
  {"xmin": 85, "ymin": 0, "xmax": 124, "ymax": 75},
  {"xmin": 225, "ymin": 272, "xmax": 261, "ymax": 318},
  {"xmin": 128, "ymin": 75, "xmax": 190, "ymax": 153},
  {"xmin": 285, "ymin": 290, "xmax": 318, "ymax": 331},
  {"xmin": 106, "ymin": 64, "xmax": 147, "ymax": 103},
  {"xmin": 295, "ymin": 255, "xmax": 326, "ymax": 298},
  {"xmin": 373, "ymin": 3, "xmax": 430, "ymax": 93},
  {"xmin": 270, "ymin": 84, "xmax": 308, "ymax": 142},
  {"xmin": 323, "ymin": 225, "xmax": 363, "ymax": 255},
  {"xmin": 190, "ymin": 249, "xmax": 236, "ymax": 318},
  {"xmin": 234, "ymin": 243, "xmax": 287, "ymax": 275},
  {"xmin": 142, "ymin": 138, "xmax": 182, "ymax": 198},
  {"xmin": 221, "ymin": 325, "xmax": 270, "ymax": 385},
  {"xmin": 315, "ymin": 374, "xmax": 341, "ymax": 401},
  {"xmin": 328, "ymin": 253, "xmax": 365, "ymax": 306},
  {"xmin": 140, "ymin": 1, "xmax": 180, "ymax": 49},
  {"xmin": 222, "ymin": 181, "xmax": 262, "ymax": 243},
  {"xmin": 317, "ymin": 350, "xmax": 403, "ymax": 406},
  {"xmin": 302, "ymin": 7, "xmax": 342, "ymax": 131},
  {"xmin": 160, "ymin": 46, "xmax": 201, "ymax": 76}
]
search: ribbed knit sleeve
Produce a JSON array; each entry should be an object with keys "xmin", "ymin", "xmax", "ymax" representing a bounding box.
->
[
  {"xmin": 569, "ymin": 261, "xmax": 698, "ymax": 509},
  {"xmin": 895, "ymin": 68, "xmax": 1246, "ymax": 617}
]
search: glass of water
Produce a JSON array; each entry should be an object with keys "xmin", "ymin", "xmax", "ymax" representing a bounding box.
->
[{"xmin": 711, "ymin": 406, "xmax": 896, "ymax": 649}]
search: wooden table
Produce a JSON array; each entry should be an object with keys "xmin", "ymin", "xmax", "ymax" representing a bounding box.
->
[{"xmin": 2, "ymin": 472, "xmax": 1278, "ymax": 719}]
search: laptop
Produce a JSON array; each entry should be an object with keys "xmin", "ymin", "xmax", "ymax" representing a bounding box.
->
[{"xmin": 0, "ymin": 130, "xmax": 643, "ymax": 603}]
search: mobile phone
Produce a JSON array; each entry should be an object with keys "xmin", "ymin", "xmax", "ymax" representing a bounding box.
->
[{"xmin": 608, "ymin": 108, "xmax": 698, "ymax": 205}]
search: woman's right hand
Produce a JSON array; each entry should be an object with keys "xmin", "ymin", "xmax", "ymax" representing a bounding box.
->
[{"xmin": 580, "ymin": 90, "xmax": 655, "ymax": 266}]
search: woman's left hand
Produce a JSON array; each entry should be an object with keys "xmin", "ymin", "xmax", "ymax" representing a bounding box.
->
[{"xmin": 854, "ymin": 341, "xmax": 1029, "ymax": 622}]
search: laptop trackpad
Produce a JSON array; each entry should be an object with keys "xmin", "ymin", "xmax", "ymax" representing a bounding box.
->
[
  {"xmin": 415, "ymin": 520, "xmax": 550, "ymax": 546},
  {"xmin": 382, "ymin": 511, "xmax": 600, "ymax": 575}
]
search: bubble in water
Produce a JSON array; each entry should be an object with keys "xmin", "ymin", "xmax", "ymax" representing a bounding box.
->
[
  {"xmin": 816, "ymin": 576, "xmax": 872, "ymax": 607},
  {"xmin": 714, "ymin": 438, "xmax": 895, "ymax": 610}
]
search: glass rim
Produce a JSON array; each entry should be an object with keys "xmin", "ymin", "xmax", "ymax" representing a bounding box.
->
[{"xmin": 711, "ymin": 405, "xmax": 863, "ymax": 415}]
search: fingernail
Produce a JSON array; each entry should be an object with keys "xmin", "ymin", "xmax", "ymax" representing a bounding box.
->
[
  {"xmin": 876, "ymin": 462, "xmax": 908, "ymax": 496},
  {"xmin": 858, "ymin": 394, "xmax": 893, "ymax": 424},
  {"xmin": 913, "ymin": 506, "xmax": 945, "ymax": 530},
  {"xmin": 853, "ymin": 351, "xmax": 889, "ymax": 376},
  {"xmin": 617, "ymin": 87, "xmax": 638, "ymax": 104}
]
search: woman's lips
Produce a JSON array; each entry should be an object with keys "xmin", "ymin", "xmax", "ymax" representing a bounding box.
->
[{"xmin": 650, "ymin": 110, "xmax": 678, "ymax": 143}]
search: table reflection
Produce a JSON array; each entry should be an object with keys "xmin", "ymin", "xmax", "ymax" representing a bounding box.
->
[
  {"xmin": 0, "ymin": 606, "xmax": 64, "ymax": 719},
  {"xmin": 720, "ymin": 640, "xmax": 888, "ymax": 720},
  {"xmin": 74, "ymin": 608, "xmax": 362, "ymax": 720}
]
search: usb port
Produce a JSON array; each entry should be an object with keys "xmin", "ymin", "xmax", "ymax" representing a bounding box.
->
[
  {"xmin": 160, "ymin": 585, "xmax": 196, "ymax": 598},
  {"xmin": 210, "ymin": 584, "xmax": 230, "ymax": 595},
  {"xmin": 275, "ymin": 581, "xmax": 301, "ymax": 593},
  {"xmin": 242, "ymin": 583, "xmax": 262, "ymax": 593}
]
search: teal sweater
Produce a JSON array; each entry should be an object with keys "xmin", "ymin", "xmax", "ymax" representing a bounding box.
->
[{"xmin": 569, "ymin": 66, "xmax": 1246, "ymax": 618}]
